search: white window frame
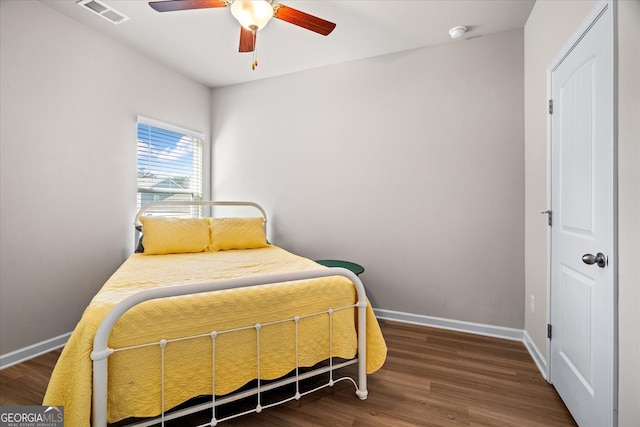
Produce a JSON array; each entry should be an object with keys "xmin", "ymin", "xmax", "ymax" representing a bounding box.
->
[{"xmin": 136, "ymin": 116, "xmax": 204, "ymax": 213}]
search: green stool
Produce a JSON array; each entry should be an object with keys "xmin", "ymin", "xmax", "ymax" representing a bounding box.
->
[{"xmin": 315, "ymin": 259, "xmax": 365, "ymax": 276}]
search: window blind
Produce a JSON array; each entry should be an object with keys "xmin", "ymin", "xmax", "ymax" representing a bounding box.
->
[{"xmin": 136, "ymin": 117, "xmax": 203, "ymax": 213}]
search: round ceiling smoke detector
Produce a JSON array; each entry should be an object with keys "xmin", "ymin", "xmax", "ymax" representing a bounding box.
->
[{"xmin": 449, "ymin": 26, "xmax": 467, "ymax": 40}]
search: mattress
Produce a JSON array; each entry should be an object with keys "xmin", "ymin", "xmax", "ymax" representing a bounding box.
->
[{"xmin": 43, "ymin": 246, "xmax": 387, "ymax": 426}]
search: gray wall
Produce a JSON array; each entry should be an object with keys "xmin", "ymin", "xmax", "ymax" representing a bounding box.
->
[
  {"xmin": 617, "ymin": 2, "xmax": 640, "ymax": 424},
  {"xmin": 212, "ymin": 29, "xmax": 525, "ymax": 329},
  {"xmin": 0, "ymin": 0, "xmax": 212, "ymax": 354},
  {"xmin": 524, "ymin": 1, "xmax": 640, "ymax": 425}
]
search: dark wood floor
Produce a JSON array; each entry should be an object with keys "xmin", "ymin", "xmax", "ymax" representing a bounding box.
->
[{"xmin": 0, "ymin": 321, "xmax": 576, "ymax": 426}]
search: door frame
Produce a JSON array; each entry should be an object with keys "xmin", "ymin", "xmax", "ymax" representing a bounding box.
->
[{"xmin": 545, "ymin": 0, "xmax": 618, "ymax": 423}]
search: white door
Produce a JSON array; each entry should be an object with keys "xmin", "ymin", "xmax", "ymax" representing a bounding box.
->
[{"xmin": 549, "ymin": 2, "xmax": 615, "ymax": 427}]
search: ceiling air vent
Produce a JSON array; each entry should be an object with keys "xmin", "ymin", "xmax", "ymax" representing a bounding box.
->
[{"xmin": 76, "ymin": 0, "xmax": 130, "ymax": 25}]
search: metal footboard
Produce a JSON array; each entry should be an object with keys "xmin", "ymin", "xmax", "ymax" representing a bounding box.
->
[{"xmin": 90, "ymin": 268, "xmax": 368, "ymax": 427}]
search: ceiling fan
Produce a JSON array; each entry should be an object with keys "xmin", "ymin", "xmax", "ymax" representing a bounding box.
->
[{"xmin": 148, "ymin": 0, "xmax": 336, "ymax": 70}]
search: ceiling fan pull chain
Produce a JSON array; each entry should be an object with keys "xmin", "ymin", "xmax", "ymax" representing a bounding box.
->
[{"xmin": 252, "ymin": 30, "xmax": 258, "ymax": 70}]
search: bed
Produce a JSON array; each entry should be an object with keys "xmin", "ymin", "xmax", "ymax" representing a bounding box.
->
[{"xmin": 43, "ymin": 201, "xmax": 387, "ymax": 426}]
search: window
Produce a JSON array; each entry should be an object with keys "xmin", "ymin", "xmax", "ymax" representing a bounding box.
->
[{"xmin": 136, "ymin": 116, "xmax": 203, "ymax": 213}]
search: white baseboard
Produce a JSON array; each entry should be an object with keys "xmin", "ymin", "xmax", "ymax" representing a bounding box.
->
[
  {"xmin": 0, "ymin": 332, "xmax": 71, "ymax": 371},
  {"xmin": 374, "ymin": 308, "xmax": 525, "ymax": 341},
  {"xmin": 523, "ymin": 329, "xmax": 549, "ymax": 380},
  {"xmin": 373, "ymin": 308, "xmax": 549, "ymax": 380}
]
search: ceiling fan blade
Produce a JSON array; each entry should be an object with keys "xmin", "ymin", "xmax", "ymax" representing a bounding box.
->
[
  {"xmin": 239, "ymin": 26, "xmax": 255, "ymax": 52},
  {"xmin": 149, "ymin": 0, "xmax": 228, "ymax": 12},
  {"xmin": 273, "ymin": 4, "xmax": 336, "ymax": 36}
]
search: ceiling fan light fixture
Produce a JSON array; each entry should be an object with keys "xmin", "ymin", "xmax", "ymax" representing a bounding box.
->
[{"xmin": 230, "ymin": 0, "xmax": 274, "ymax": 32}]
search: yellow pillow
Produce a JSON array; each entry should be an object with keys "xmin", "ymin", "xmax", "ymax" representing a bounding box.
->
[
  {"xmin": 140, "ymin": 216, "xmax": 210, "ymax": 255},
  {"xmin": 209, "ymin": 217, "xmax": 269, "ymax": 251}
]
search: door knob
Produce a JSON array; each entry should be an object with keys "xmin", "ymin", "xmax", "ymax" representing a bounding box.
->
[{"xmin": 582, "ymin": 252, "xmax": 606, "ymax": 268}]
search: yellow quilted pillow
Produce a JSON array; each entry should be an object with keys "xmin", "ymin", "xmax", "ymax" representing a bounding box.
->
[
  {"xmin": 140, "ymin": 216, "xmax": 210, "ymax": 255},
  {"xmin": 209, "ymin": 217, "xmax": 269, "ymax": 251}
]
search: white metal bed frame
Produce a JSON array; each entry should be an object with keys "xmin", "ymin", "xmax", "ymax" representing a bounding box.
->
[{"xmin": 91, "ymin": 201, "xmax": 369, "ymax": 427}]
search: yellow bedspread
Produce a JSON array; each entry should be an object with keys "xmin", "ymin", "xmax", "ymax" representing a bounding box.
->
[{"xmin": 43, "ymin": 246, "xmax": 386, "ymax": 426}]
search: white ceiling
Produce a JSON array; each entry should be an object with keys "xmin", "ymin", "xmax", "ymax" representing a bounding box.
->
[{"xmin": 42, "ymin": 0, "xmax": 535, "ymax": 88}]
